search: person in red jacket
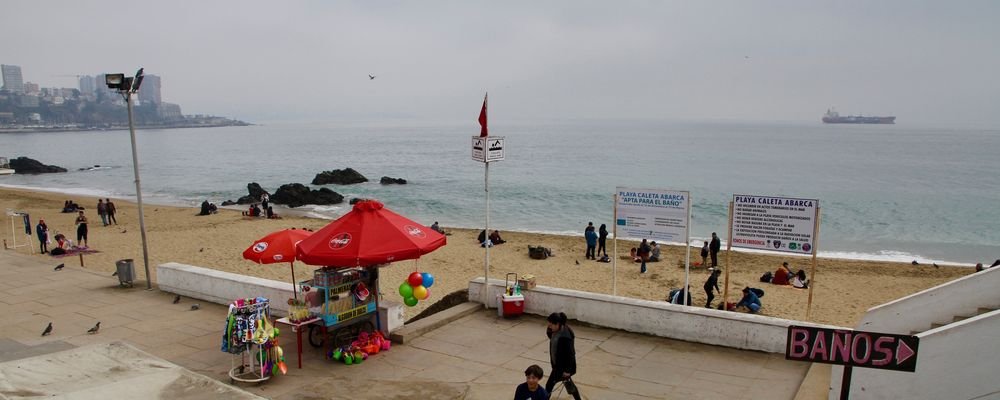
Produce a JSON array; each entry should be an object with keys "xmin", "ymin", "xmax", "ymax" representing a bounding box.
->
[{"xmin": 772, "ymin": 262, "xmax": 792, "ymax": 285}]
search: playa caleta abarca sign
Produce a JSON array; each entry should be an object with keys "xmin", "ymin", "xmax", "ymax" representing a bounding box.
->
[
  {"xmin": 731, "ymin": 194, "xmax": 818, "ymax": 254},
  {"xmin": 471, "ymin": 136, "xmax": 505, "ymax": 162},
  {"xmin": 615, "ymin": 187, "xmax": 689, "ymax": 243}
]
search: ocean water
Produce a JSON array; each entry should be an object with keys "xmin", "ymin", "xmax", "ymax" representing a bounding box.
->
[{"xmin": 1, "ymin": 119, "xmax": 997, "ymax": 265}]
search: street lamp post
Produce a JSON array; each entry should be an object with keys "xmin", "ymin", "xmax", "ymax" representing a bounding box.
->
[{"xmin": 106, "ymin": 68, "xmax": 152, "ymax": 290}]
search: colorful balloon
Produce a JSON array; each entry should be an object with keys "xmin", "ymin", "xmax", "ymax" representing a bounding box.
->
[
  {"xmin": 413, "ymin": 285, "xmax": 428, "ymax": 300},
  {"xmin": 404, "ymin": 296, "xmax": 418, "ymax": 307},
  {"xmin": 408, "ymin": 271, "xmax": 424, "ymax": 287},
  {"xmin": 399, "ymin": 282, "xmax": 413, "ymax": 298},
  {"xmin": 421, "ymin": 272, "xmax": 435, "ymax": 288}
]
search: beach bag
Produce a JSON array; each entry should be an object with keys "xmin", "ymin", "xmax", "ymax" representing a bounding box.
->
[
  {"xmin": 564, "ymin": 377, "xmax": 579, "ymax": 395},
  {"xmin": 50, "ymin": 248, "xmax": 66, "ymax": 256},
  {"xmin": 759, "ymin": 271, "xmax": 773, "ymax": 283},
  {"xmin": 598, "ymin": 255, "xmax": 610, "ymax": 263},
  {"xmin": 528, "ymin": 246, "xmax": 548, "ymax": 260}
]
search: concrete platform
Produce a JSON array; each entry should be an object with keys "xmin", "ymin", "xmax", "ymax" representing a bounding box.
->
[{"xmin": 0, "ymin": 250, "xmax": 812, "ymax": 399}]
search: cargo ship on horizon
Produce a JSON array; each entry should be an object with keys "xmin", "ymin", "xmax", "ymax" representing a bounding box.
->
[{"xmin": 822, "ymin": 108, "xmax": 895, "ymax": 124}]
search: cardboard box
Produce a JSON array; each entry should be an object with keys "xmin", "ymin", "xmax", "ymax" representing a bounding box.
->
[{"xmin": 517, "ymin": 275, "xmax": 536, "ymax": 290}]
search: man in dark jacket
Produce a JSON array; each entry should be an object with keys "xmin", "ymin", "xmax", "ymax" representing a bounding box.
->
[
  {"xmin": 710, "ymin": 232, "xmax": 721, "ymax": 267},
  {"xmin": 704, "ymin": 269, "xmax": 721, "ymax": 308}
]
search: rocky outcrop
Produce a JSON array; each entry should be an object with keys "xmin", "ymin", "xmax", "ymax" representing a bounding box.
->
[
  {"xmin": 312, "ymin": 168, "xmax": 368, "ymax": 185},
  {"xmin": 380, "ymin": 176, "xmax": 407, "ymax": 185},
  {"xmin": 10, "ymin": 157, "xmax": 67, "ymax": 174},
  {"xmin": 237, "ymin": 182, "xmax": 268, "ymax": 205},
  {"xmin": 270, "ymin": 183, "xmax": 344, "ymax": 208},
  {"xmin": 220, "ymin": 200, "xmax": 237, "ymax": 206}
]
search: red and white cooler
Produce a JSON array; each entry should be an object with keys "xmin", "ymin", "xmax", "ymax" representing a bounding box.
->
[{"xmin": 498, "ymin": 293, "xmax": 524, "ymax": 318}]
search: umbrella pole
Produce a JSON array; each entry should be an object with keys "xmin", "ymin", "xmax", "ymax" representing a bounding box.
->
[{"xmin": 290, "ymin": 262, "xmax": 298, "ymax": 300}]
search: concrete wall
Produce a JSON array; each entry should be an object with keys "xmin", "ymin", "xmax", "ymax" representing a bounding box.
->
[
  {"xmin": 829, "ymin": 310, "xmax": 1000, "ymax": 400},
  {"xmin": 469, "ymin": 277, "xmax": 844, "ymax": 354},
  {"xmin": 857, "ymin": 266, "xmax": 1000, "ymax": 334},
  {"xmin": 157, "ymin": 262, "xmax": 403, "ymax": 335}
]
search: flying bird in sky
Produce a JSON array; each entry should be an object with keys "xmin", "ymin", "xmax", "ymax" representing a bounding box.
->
[{"xmin": 369, "ymin": 74, "xmax": 376, "ymax": 80}]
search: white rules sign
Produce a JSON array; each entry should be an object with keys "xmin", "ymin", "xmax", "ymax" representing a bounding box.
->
[{"xmin": 732, "ymin": 194, "xmax": 818, "ymax": 254}]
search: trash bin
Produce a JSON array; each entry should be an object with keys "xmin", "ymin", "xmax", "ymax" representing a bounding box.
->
[{"xmin": 116, "ymin": 259, "xmax": 135, "ymax": 287}]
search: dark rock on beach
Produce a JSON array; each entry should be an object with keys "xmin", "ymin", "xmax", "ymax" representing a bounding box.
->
[
  {"xmin": 349, "ymin": 198, "xmax": 362, "ymax": 205},
  {"xmin": 312, "ymin": 168, "xmax": 368, "ymax": 185},
  {"xmin": 271, "ymin": 183, "xmax": 344, "ymax": 208},
  {"xmin": 10, "ymin": 157, "xmax": 67, "ymax": 174},
  {"xmin": 220, "ymin": 200, "xmax": 237, "ymax": 206},
  {"xmin": 237, "ymin": 182, "xmax": 269, "ymax": 205},
  {"xmin": 380, "ymin": 176, "xmax": 407, "ymax": 185}
]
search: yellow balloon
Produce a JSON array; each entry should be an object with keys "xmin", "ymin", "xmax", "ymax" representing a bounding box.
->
[{"xmin": 412, "ymin": 285, "xmax": 428, "ymax": 300}]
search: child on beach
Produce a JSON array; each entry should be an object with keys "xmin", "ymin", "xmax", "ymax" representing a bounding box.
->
[
  {"xmin": 513, "ymin": 364, "xmax": 548, "ymax": 400},
  {"xmin": 792, "ymin": 270, "xmax": 809, "ymax": 289},
  {"xmin": 737, "ymin": 287, "xmax": 762, "ymax": 313},
  {"xmin": 704, "ymin": 269, "xmax": 721, "ymax": 308},
  {"xmin": 74, "ymin": 210, "xmax": 88, "ymax": 247},
  {"xmin": 701, "ymin": 241, "xmax": 709, "ymax": 267}
]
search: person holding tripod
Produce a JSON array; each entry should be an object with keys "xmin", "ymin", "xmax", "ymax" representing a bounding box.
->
[{"xmin": 545, "ymin": 312, "xmax": 582, "ymax": 400}]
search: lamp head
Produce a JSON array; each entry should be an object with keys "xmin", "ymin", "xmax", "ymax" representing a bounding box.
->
[
  {"xmin": 132, "ymin": 68, "xmax": 144, "ymax": 92},
  {"xmin": 105, "ymin": 73, "xmax": 126, "ymax": 90}
]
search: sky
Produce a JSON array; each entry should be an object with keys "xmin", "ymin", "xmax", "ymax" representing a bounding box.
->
[{"xmin": 2, "ymin": 1, "xmax": 999, "ymax": 125}]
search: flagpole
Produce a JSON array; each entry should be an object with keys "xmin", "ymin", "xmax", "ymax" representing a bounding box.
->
[{"xmin": 484, "ymin": 160, "xmax": 491, "ymax": 309}]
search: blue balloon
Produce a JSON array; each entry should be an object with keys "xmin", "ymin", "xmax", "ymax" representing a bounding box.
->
[{"xmin": 421, "ymin": 272, "xmax": 435, "ymax": 288}]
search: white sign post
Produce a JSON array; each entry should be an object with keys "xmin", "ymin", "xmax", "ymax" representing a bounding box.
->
[
  {"xmin": 614, "ymin": 187, "xmax": 691, "ymax": 297},
  {"xmin": 472, "ymin": 136, "xmax": 505, "ymax": 307},
  {"xmin": 728, "ymin": 194, "xmax": 821, "ymax": 317}
]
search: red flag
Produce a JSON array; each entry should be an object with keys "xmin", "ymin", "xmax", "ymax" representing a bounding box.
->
[{"xmin": 478, "ymin": 93, "xmax": 488, "ymax": 137}]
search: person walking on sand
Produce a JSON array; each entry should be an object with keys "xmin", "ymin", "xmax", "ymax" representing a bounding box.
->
[
  {"xmin": 597, "ymin": 224, "xmax": 609, "ymax": 257},
  {"xmin": 710, "ymin": 232, "xmax": 721, "ymax": 268},
  {"xmin": 97, "ymin": 199, "xmax": 108, "ymax": 226},
  {"xmin": 545, "ymin": 312, "xmax": 582, "ymax": 400},
  {"xmin": 584, "ymin": 222, "xmax": 597, "ymax": 260},
  {"xmin": 36, "ymin": 219, "xmax": 49, "ymax": 254},
  {"xmin": 75, "ymin": 210, "xmax": 89, "ymax": 247},
  {"xmin": 704, "ymin": 269, "xmax": 721, "ymax": 308},
  {"xmin": 105, "ymin": 199, "xmax": 117, "ymax": 225},
  {"xmin": 638, "ymin": 239, "xmax": 651, "ymax": 273},
  {"xmin": 701, "ymin": 241, "xmax": 709, "ymax": 267}
]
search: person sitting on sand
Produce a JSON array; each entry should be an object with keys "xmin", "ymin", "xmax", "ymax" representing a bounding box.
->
[
  {"xmin": 791, "ymin": 270, "xmax": 809, "ymax": 289},
  {"xmin": 430, "ymin": 221, "xmax": 446, "ymax": 235},
  {"xmin": 649, "ymin": 241, "xmax": 661, "ymax": 262},
  {"xmin": 199, "ymin": 200, "xmax": 212, "ymax": 216},
  {"xmin": 772, "ymin": 262, "xmax": 792, "ymax": 285},
  {"xmin": 251, "ymin": 204, "xmax": 262, "ymax": 217},
  {"xmin": 489, "ymin": 230, "xmax": 506, "ymax": 245},
  {"xmin": 667, "ymin": 286, "xmax": 692, "ymax": 306},
  {"xmin": 478, "ymin": 230, "xmax": 492, "ymax": 247},
  {"xmin": 736, "ymin": 287, "xmax": 762, "ymax": 313},
  {"xmin": 266, "ymin": 206, "xmax": 280, "ymax": 219}
]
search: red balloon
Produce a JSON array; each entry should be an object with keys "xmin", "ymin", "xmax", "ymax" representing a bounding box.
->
[{"xmin": 408, "ymin": 272, "xmax": 424, "ymax": 287}]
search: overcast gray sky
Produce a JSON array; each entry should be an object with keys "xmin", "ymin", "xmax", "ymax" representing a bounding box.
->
[{"xmin": 3, "ymin": 1, "xmax": 998, "ymax": 125}]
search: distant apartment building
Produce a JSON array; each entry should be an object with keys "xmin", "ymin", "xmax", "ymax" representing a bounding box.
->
[
  {"xmin": 19, "ymin": 95, "xmax": 39, "ymax": 108},
  {"xmin": 159, "ymin": 102, "xmax": 183, "ymax": 120},
  {"xmin": 22, "ymin": 82, "xmax": 40, "ymax": 94},
  {"xmin": 138, "ymin": 74, "xmax": 161, "ymax": 104},
  {"xmin": 79, "ymin": 75, "xmax": 96, "ymax": 95},
  {"xmin": 1, "ymin": 65, "xmax": 24, "ymax": 93}
]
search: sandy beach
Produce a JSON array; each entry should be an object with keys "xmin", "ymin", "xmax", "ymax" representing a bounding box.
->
[{"xmin": 0, "ymin": 187, "xmax": 972, "ymax": 327}]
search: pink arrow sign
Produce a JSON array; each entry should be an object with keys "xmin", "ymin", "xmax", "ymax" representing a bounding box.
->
[{"xmin": 896, "ymin": 339, "xmax": 915, "ymax": 364}]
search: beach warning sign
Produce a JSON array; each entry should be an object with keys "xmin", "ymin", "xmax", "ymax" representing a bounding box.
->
[
  {"xmin": 472, "ymin": 136, "xmax": 504, "ymax": 163},
  {"xmin": 731, "ymin": 194, "xmax": 818, "ymax": 254},
  {"xmin": 615, "ymin": 187, "xmax": 689, "ymax": 243}
]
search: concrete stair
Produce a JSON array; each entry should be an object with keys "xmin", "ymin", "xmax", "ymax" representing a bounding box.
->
[{"xmin": 911, "ymin": 306, "xmax": 997, "ymax": 335}]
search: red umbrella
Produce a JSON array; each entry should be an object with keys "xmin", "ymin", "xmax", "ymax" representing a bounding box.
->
[
  {"xmin": 295, "ymin": 200, "xmax": 447, "ymax": 266},
  {"xmin": 243, "ymin": 228, "xmax": 313, "ymax": 299}
]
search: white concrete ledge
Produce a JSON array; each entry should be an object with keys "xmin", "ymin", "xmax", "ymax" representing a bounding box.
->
[
  {"xmin": 469, "ymin": 277, "xmax": 844, "ymax": 354},
  {"xmin": 157, "ymin": 262, "xmax": 403, "ymax": 335}
]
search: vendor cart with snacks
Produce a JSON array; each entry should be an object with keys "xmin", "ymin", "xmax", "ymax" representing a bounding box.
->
[{"xmin": 301, "ymin": 266, "xmax": 380, "ymax": 351}]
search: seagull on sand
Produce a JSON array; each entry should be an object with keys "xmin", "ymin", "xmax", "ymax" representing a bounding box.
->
[
  {"xmin": 42, "ymin": 322, "xmax": 53, "ymax": 336},
  {"xmin": 54, "ymin": 263, "xmax": 65, "ymax": 271},
  {"xmin": 368, "ymin": 74, "xmax": 376, "ymax": 80},
  {"xmin": 173, "ymin": 295, "xmax": 181, "ymax": 304},
  {"xmin": 87, "ymin": 322, "xmax": 101, "ymax": 334}
]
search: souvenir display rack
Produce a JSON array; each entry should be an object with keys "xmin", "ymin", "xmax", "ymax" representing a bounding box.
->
[{"xmin": 223, "ymin": 297, "xmax": 275, "ymax": 384}]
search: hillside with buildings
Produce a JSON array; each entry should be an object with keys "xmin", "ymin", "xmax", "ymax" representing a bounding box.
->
[{"xmin": 0, "ymin": 64, "xmax": 249, "ymax": 131}]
